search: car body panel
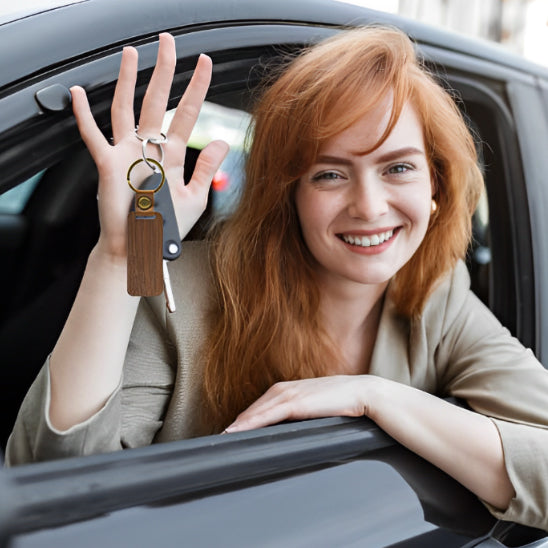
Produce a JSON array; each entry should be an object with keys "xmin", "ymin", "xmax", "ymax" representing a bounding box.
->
[{"xmin": 0, "ymin": 417, "xmax": 505, "ymax": 547}]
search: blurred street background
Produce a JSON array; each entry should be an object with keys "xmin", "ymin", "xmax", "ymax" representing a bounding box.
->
[{"xmin": 339, "ymin": 0, "xmax": 548, "ymax": 67}]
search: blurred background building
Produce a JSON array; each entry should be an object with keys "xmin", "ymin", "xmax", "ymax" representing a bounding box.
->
[{"xmin": 340, "ymin": 0, "xmax": 548, "ymax": 67}]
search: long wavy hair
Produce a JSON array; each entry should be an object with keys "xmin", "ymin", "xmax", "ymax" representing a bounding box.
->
[{"xmin": 201, "ymin": 25, "xmax": 484, "ymax": 432}]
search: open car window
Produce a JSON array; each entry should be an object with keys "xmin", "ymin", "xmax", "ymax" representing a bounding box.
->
[
  {"xmin": 2, "ymin": 5, "xmax": 541, "ymax": 442},
  {"xmin": 0, "ymin": 29, "xmax": 531, "ymax": 452}
]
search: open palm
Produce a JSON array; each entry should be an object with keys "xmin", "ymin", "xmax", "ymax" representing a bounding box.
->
[{"xmin": 71, "ymin": 33, "xmax": 229, "ymax": 259}]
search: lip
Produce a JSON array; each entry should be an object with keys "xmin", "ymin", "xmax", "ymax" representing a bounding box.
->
[{"xmin": 337, "ymin": 227, "xmax": 400, "ymax": 255}]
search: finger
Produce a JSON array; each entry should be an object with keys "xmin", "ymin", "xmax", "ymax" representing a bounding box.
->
[
  {"xmin": 137, "ymin": 33, "xmax": 176, "ymax": 135},
  {"xmin": 111, "ymin": 46, "xmax": 138, "ymax": 143},
  {"xmin": 168, "ymin": 54, "xmax": 212, "ymax": 144},
  {"xmin": 226, "ymin": 403, "xmax": 292, "ymax": 432},
  {"xmin": 186, "ymin": 140, "xmax": 230, "ymax": 190},
  {"xmin": 71, "ymin": 86, "xmax": 110, "ymax": 164},
  {"xmin": 225, "ymin": 386, "xmax": 295, "ymax": 432}
]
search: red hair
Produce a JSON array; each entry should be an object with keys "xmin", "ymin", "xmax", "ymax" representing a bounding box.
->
[{"xmin": 201, "ymin": 26, "xmax": 484, "ymax": 432}]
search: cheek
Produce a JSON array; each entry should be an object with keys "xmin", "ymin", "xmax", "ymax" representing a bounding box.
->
[
  {"xmin": 402, "ymin": 184, "xmax": 433, "ymax": 226},
  {"xmin": 418, "ymin": 194, "xmax": 433, "ymax": 221},
  {"xmin": 295, "ymin": 187, "xmax": 327, "ymax": 237}
]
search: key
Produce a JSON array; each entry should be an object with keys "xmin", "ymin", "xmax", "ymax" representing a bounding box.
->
[{"xmin": 163, "ymin": 260, "xmax": 176, "ymax": 313}]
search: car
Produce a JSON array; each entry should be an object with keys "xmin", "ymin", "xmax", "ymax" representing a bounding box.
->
[{"xmin": 1, "ymin": 0, "xmax": 548, "ymax": 546}]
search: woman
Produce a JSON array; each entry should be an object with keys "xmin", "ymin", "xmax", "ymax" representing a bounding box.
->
[{"xmin": 6, "ymin": 26, "xmax": 548, "ymax": 531}]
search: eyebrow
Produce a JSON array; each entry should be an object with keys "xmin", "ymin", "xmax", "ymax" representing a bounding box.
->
[{"xmin": 315, "ymin": 146, "xmax": 426, "ymax": 166}]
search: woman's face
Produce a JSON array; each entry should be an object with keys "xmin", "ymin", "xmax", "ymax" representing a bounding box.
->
[{"xmin": 295, "ymin": 100, "xmax": 433, "ymax": 290}]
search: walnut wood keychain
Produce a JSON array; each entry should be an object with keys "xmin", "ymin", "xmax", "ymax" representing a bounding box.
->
[{"xmin": 126, "ymin": 157, "xmax": 165, "ymax": 296}]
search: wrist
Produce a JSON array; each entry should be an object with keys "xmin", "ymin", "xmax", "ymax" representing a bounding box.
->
[
  {"xmin": 361, "ymin": 374, "xmax": 387, "ymax": 421},
  {"xmin": 80, "ymin": 247, "xmax": 140, "ymax": 311},
  {"xmin": 88, "ymin": 242, "xmax": 128, "ymax": 271},
  {"xmin": 84, "ymin": 244, "xmax": 132, "ymax": 292}
]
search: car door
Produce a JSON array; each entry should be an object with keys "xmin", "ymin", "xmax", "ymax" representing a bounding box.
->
[{"xmin": 1, "ymin": 1, "xmax": 547, "ymax": 546}]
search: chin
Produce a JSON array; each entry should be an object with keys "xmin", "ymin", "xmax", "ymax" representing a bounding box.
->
[{"xmin": 334, "ymin": 267, "xmax": 399, "ymax": 287}]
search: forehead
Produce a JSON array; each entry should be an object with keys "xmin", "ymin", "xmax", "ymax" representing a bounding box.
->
[{"xmin": 319, "ymin": 101, "xmax": 425, "ymax": 156}]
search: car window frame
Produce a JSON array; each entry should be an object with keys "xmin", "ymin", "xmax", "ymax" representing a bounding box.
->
[
  {"xmin": 420, "ymin": 44, "xmax": 538, "ymax": 354},
  {"xmin": 1, "ymin": 414, "xmax": 502, "ymax": 543}
]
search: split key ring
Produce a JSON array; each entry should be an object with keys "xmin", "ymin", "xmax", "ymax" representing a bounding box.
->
[
  {"xmin": 134, "ymin": 128, "xmax": 168, "ymax": 171},
  {"xmin": 126, "ymin": 158, "xmax": 165, "ymax": 193}
]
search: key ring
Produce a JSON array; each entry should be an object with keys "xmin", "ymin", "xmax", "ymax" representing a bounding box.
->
[
  {"xmin": 135, "ymin": 128, "xmax": 168, "ymax": 171},
  {"xmin": 134, "ymin": 127, "xmax": 168, "ymax": 144},
  {"xmin": 141, "ymin": 138, "xmax": 164, "ymax": 170},
  {"xmin": 127, "ymin": 158, "xmax": 165, "ymax": 193}
]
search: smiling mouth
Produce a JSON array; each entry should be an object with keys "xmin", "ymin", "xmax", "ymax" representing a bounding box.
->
[{"xmin": 339, "ymin": 229, "xmax": 397, "ymax": 248}]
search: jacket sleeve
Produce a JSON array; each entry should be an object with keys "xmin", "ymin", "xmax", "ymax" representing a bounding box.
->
[
  {"xmin": 5, "ymin": 295, "xmax": 175, "ymax": 466},
  {"xmin": 434, "ymin": 264, "xmax": 548, "ymax": 530}
]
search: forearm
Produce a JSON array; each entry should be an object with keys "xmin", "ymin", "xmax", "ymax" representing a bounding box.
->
[
  {"xmin": 49, "ymin": 246, "xmax": 140, "ymax": 430},
  {"xmin": 367, "ymin": 376, "xmax": 515, "ymax": 510},
  {"xmin": 225, "ymin": 373, "xmax": 515, "ymax": 510}
]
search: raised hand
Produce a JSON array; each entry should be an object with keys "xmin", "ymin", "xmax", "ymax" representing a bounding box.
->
[
  {"xmin": 70, "ymin": 33, "xmax": 229, "ymax": 260},
  {"xmin": 47, "ymin": 35, "xmax": 228, "ymax": 431}
]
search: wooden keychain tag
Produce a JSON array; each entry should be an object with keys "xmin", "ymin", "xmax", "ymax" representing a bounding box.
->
[{"xmin": 126, "ymin": 159, "xmax": 165, "ymax": 296}]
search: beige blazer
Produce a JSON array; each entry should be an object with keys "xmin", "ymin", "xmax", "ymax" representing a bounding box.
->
[{"xmin": 6, "ymin": 241, "xmax": 548, "ymax": 530}]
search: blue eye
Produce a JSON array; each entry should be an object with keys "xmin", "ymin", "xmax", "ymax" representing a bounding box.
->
[
  {"xmin": 311, "ymin": 171, "xmax": 344, "ymax": 182},
  {"xmin": 387, "ymin": 163, "xmax": 413, "ymax": 175}
]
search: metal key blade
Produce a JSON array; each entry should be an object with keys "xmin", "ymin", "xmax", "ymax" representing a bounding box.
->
[{"xmin": 163, "ymin": 260, "xmax": 176, "ymax": 313}]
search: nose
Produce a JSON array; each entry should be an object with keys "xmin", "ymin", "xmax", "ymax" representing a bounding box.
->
[{"xmin": 347, "ymin": 176, "xmax": 389, "ymax": 220}]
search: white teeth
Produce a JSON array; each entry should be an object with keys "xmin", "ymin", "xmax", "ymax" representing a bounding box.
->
[{"xmin": 342, "ymin": 229, "xmax": 394, "ymax": 248}]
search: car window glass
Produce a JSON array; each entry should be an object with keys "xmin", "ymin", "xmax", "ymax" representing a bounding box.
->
[
  {"xmin": 469, "ymin": 181, "xmax": 491, "ymax": 307},
  {"xmin": 164, "ymin": 101, "xmax": 251, "ymax": 219},
  {"xmin": 472, "ymin": 189, "xmax": 490, "ymax": 260},
  {"xmin": 0, "ymin": 171, "xmax": 44, "ymax": 214}
]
